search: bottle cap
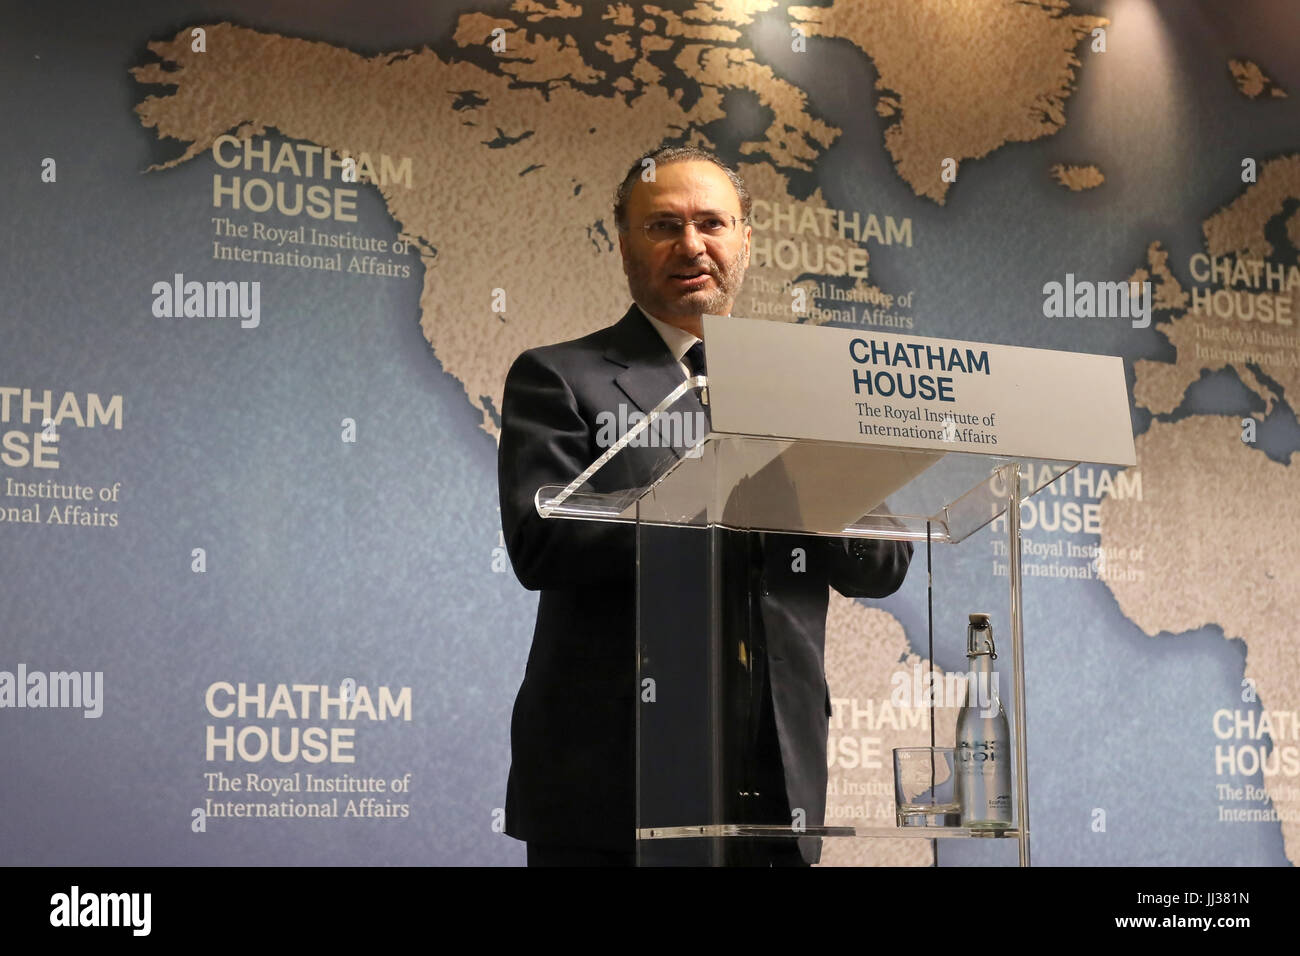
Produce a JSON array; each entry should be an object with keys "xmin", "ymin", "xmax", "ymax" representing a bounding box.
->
[{"xmin": 966, "ymin": 613, "xmax": 996, "ymax": 658}]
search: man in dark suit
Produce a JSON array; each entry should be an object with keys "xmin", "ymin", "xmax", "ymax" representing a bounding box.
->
[{"xmin": 497, "ymin": 146, "xmax": 913, "ymax": 866}]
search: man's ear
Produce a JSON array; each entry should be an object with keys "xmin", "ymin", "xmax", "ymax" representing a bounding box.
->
[{"xmin": 618, "ymin": 232, "xmax": 631, "ymax": 271}]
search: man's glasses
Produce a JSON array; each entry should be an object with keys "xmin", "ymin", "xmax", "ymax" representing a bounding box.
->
[{"xmin": 638, "ymin": 214, "xmax": 747, "ymax": 242}]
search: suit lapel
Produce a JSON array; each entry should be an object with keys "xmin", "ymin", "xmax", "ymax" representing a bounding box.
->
[{"xmin": 605, "ymin": 305, "xmax": 709, "ymax": 460}]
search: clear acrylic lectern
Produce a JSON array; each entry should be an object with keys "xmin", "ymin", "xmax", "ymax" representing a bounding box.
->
[{"xmin": 535, "ymin": 377, "xmax": 1080, "ymax": 867}]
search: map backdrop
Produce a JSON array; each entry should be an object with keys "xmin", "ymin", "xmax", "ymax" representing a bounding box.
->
[{"xmin": 2, "ymin": 0, "xmax": 1297, "ymax": 866}]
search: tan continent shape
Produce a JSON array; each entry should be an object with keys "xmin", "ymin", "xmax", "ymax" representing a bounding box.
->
[
  {"xmin": 480, "ymin": 1, "xmax": 836, "ymax": 170},
  {"xmin": 513, "ymin": 0, "xmax": 582, "ymax": 21},
  {"xmin": 454, "ymin": 14, "xmax": 604, "ymax": 84},
  {"xmin": 1228, "ymin": 59, "xmax": 1288, "ymax": 99},
  {"xmin": 1050, "ymin": 163, "xmax": 1104, "ymax": 191},
  {"xmin": 1203, "ymin": 155, "xmax": 1300, "ymax": 261},
  {"xmin": 132, "ymin": 20, "xmax": 891, "ymax": 440},
  {"xmin": 790, "ymin": 0, "xmax": 1105, "ymax": 204},
  {"xmin": 1098, "ymin": 416, "xmax": 1300, "ymax": 864},
  {"xmin": 1131, "ymin": 155, "xmax": 1300, "ymax": 418}
]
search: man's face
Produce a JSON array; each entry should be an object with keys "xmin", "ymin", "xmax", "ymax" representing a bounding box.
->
[{"xmin": 618, "ymin": 160, "xmax": 751, "ymax": 323}]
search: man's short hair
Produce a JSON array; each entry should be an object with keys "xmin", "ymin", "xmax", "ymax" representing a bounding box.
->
[{"xmin": 613, "ymin": 145, "xmax": 751, "ymax": 232}]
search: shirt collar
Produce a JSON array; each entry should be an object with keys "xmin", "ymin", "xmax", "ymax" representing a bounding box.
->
[{"xmin": 634, "ymin": 302, "xmax": 701, "ymax": 363}]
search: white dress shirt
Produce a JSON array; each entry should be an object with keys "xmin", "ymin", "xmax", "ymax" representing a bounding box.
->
[{"xmin": 635, "ymin": 303, "xmax": 702, "ymax": 383}]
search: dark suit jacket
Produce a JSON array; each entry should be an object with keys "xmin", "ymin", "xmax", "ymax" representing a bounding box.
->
[{"xmin": 497, "ymin": 305, "xmax": 913, "ymax": 861}]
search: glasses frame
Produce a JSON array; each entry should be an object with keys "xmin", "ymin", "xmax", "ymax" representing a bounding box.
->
[{"xmin": 636, "ymin": 214, "xmax": 749, "ymax": 242}]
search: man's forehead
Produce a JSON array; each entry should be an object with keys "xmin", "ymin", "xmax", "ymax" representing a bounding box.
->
[{"xmin": 628, "ymin": 161, "xmax": 741, "ymax": 213}]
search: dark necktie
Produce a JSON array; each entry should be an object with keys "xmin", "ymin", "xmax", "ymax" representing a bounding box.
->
[
  {"xmin": 683, "ymin": 340, "xmax": 706, "ymax": 379},
  {"xmin": 683, "ymin": 341, "xmax": 708, "ymax": 406}
]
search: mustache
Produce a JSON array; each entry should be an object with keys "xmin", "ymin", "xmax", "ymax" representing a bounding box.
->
[{"xmin": 666, "ymin": 260, "xmax": 718, "ymax": 275}]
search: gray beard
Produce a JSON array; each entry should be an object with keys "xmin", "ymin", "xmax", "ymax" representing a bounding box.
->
[{"xmin": 625, "ymin": 253, "xmax": 747, "ymax": 319}]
